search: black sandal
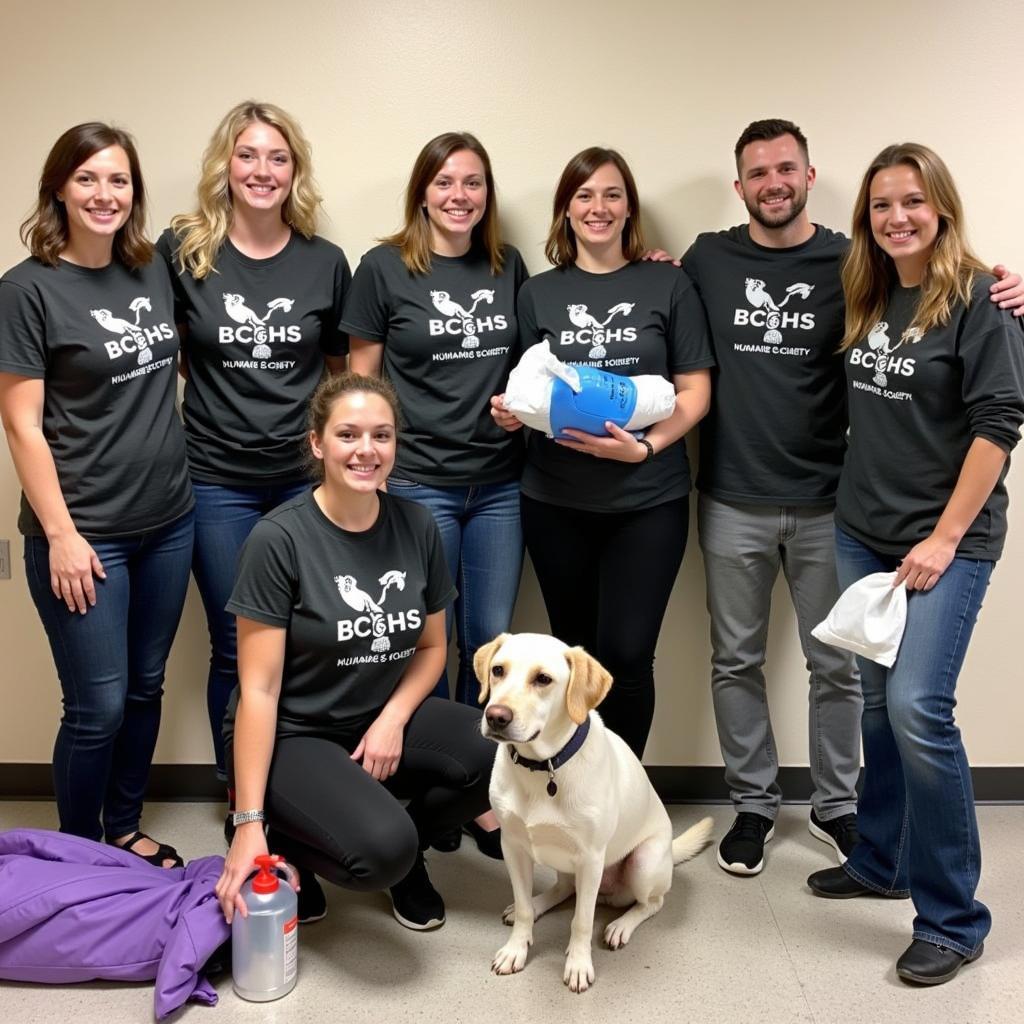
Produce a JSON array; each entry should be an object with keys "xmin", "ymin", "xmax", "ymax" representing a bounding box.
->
[{"xmin": 109, "ymin": 830, "xmax": 184, "ymax": 868}]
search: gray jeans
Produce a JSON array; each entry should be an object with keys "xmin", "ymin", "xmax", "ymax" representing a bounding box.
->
[{"xmin": 698, "ymin": 494, "xmax": 861, "ymax": 820}]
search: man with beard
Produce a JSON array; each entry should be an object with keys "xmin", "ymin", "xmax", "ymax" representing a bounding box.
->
[{"xmin": 678, "ymin": 119, "xmax": 1023, "ymax": 878}]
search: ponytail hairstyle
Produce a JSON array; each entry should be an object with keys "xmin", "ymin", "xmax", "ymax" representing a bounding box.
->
[{"xmin": 305, "ymin": 372, "xmax": 401, "ymax": 480}]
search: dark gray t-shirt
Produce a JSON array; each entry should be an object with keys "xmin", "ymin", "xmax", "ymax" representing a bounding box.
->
[
  {"xmin": 156, "ymin": 230, "xmax": 351, "ymax": 485},
  {"xmin": 339, "ymin": 244, "xmax": 528, "ymax": 485},
  {"xmin": 224, "ymin": 489, "xmax": 456, "ymax": 740},
  {"xmin": 0, "ymin": 256, "xmax": 192, "ymax": 538},
  {"xmin": 681, "ymin": 225, "xmax": 849, "ymax": 506},
  {"xmin": 517, "ymin": 261, "xmax": 714, "ymax": 513},
  {"xmin": 837, "ymin": 276, "xmax": 1024, "ymax": 561}
]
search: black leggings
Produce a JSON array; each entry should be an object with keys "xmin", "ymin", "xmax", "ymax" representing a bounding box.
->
[
  {"xmin": 229, "ymin": 698, "xmax": 494, "ymax": 891},
  {"xmin": 521, "ymin": 494, "xmax": 689, "ymax": 759}
]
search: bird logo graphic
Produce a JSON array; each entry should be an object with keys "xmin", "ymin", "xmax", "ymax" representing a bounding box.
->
[
  {"xmin": 743, "ymin": 278, "xmax": 815, "ymax": 343},
  {"xmin": 429, "ymin": 289, "xmax": 496, "ymax": 349},
  {"xmin": 334, "ymin": 570, "xmax": 408, "ymax": 653},
  {"xmin": 565, "ymin": 302, "xmax": 635, "ymax": 359},
  {"xmin": 222, "ymin": 293, "xmax": 296, "ymax": 358},
  {"xmin": 90, "ymin": 297, "xmax": 155, "ymax": 366},
  {"xmin": 865, "ymin": 321, "xmax": 923, "ymax": 387}
]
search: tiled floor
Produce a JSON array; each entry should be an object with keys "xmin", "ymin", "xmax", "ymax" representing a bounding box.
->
[{"xmin": 1, "ymin": 801, "xmax": 1020, "ymax": 1024}]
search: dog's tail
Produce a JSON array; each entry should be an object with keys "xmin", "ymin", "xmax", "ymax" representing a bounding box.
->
[{"xmin": 671, "ymin": 816, "xmax": 715, "ymax": 865}]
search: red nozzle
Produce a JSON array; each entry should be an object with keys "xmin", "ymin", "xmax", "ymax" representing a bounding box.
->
[{"xmin": 251, "ymin": 854, "xmax": 282, "ymax": 893}]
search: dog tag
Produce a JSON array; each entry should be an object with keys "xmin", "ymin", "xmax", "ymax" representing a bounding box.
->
[{"xmin": 546, "ymin": 779, "xmax": 558, "ymax": 797}]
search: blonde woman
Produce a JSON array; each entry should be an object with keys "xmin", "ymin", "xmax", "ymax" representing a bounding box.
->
[
  {"xmin": 808, "ymin": 144, "xmax": 1024, "ymax": 986},
  {"xmin": 157, "ymin": 101, "xmax": 350, "ymax": 782}
]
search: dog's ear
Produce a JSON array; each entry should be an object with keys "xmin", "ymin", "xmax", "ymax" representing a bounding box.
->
[
  {"xmin": 473, "ymin": 633, "xmax": 509, "ymax": 703},
  {"xmin": 564, "ymin": 646, "xmax": 613, "ymax": 724}
]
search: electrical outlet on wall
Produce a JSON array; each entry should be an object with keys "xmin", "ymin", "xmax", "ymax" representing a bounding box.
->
[{"xmin": 0, "ymin": 539, "xmax": 10, "ymax": 580}]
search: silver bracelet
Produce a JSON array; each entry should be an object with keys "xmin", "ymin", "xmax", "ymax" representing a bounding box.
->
[{"xmin": 232, "ymin": 809, "xmax": 266, "ymax": 826}]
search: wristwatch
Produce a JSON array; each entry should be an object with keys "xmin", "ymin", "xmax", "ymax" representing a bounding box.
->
[
  {"xmin": 638, "ymin": 438, "xmax": 655, "ymax": 462},
  {"xmin": 232, "ymin": 809, "xmax": 266, "ymax": 826}
]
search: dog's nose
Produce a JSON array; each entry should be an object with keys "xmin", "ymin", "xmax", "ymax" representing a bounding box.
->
[{"xmin": 485, "ymin": 704, "xmax": 514, "ymax": 730}]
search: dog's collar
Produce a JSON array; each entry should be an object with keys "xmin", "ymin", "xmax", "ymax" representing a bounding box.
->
[{"xmin": 509, "ymin": 716, "xmax": 591, "ymax": 797}]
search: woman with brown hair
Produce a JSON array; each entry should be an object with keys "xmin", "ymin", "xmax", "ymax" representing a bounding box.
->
[
  {"xmin": 215, "ymin": 372, "xmax": 494, "ymax": 929},
  {"xmin": 343, "ymin": 132, "xmax": 527, "ymax": 857},
  {"xmin": 807, "ymin": 143, "xmax": 1024, "ymax": 985},
  {"xmin": 0, "ymin": 123, "xmax": 194, "ymax": 865},
  {"xmin": 157, "ymin": 101, "xmax": 350, "ymax": 784},
  {"xmin": 496, "ymin": 147, "xmax": 714, "ymax": 760}
]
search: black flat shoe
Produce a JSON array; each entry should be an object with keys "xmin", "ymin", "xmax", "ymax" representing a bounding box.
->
[
  {"xmin": 109, "ymin": 830, "xmax": 184, "ymax": 869},
  {"xmin": 464, "ymin": 820, "xmax": 503, "ymax": 860},
  {"xmin": 896, "ymin": 939, "xmax": 983, "ymax": 985},
  {"xmin": 429, "ymin": 826, "xmax": 462, "ymax": 853},
  {"xmin": 807, "ymin": 866, "xmax": 908, "ymax": 899}
]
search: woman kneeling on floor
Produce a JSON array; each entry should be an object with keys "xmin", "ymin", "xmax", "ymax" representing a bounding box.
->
[{"xmin": 215, "ymin": 372, "xmax": 496, "ymax": 929}]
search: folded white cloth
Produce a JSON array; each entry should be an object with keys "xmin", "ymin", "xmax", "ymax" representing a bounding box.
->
[
  {"xmin": 502, "ymin": 341, "xmax": 676, "ymax": 436},
  {"xmin": 811, "ymin": 571, "xmax": 907, "ymax": 668}
]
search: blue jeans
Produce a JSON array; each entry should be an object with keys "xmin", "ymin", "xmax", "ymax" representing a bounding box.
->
[
  {"xmin": 386, "ymin": 478, "xmax": 524, "ymax": 704},
  {"xmin": 24, "ymin": 510, "xmax": 195, "ymax": 841},
  {"xmin": 191, "ymin": 480, "xmax": 309, "ymax": 777},
  {"xmin": 834, "ymin": 527, "xmax": 992, "ymax": 956}
]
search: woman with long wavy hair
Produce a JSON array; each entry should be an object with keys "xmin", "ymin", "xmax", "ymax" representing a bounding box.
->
[
  {"xmin": 807, "ymin": 143, "xmax": 1024, "ymax": 986},
  {"xmin": 157, "ymin": 101, "xmax": 350, "ymax": 787},
  {"xmin": 342, "ymin": 132, "xmax": 528, "ymax": 858},
  {"xmin": 0, "ymin": 123, "xmax": 194, "ymax": 865}
]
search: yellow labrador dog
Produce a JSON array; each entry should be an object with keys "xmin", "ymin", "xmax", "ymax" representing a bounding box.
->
[{"xmin": 475, "ymin": 633, "xmax": 713, "ymax": 993}]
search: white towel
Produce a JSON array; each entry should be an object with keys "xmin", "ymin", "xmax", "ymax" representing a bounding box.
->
[{"xmin": 811, "ymin": 571, "xmax": 907, "ymax": 668}]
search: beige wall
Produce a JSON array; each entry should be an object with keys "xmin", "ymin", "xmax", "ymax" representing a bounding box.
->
[{"xmin": 1, "ymin": 0, "xmax": 1022, "ymax": 769}]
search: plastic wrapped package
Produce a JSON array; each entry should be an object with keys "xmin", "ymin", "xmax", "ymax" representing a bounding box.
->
[{"xmin": 502, "ymin": 341, "xmax": 676, "ymax": 438}]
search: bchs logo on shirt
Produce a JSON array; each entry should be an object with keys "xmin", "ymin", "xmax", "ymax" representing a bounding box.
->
[
  {"xmin": 335, "ymin": 570, "xmax": 420, "ymax": 652},
  {"xmin": 428, "ymin": 289, "xmax": 506, "ymax": 349},
  {"xmin": 849, "ymin": 321, "xmax": 920, "ymax": 386},
  {"xmin": 733, "ymin": 278, "xmax": 816, "ymax": 343},
  {"xmin": 90, "ymin": 296, "xmax": 174, "ymax": 366},
  {"xmin": 559, "ymin": 302, "xmax": 636, "ymax": 359},
  {"xmin": 219, "ymin": 292, "xmax": 299, "ymax": 358}
]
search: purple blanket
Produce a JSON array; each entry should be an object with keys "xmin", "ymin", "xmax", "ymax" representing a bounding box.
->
[{"xmin": 0, "ymin": 828, "xmax": 229, "ymax": 1019}]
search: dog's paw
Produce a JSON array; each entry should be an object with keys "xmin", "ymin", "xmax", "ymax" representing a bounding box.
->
[
  {"xmin": 501, "ymin": 902, "xmax": 515, "ymax": 925},
  {"xmin": 563, "ymin": 948, "xmax": 595, "ymax": 993},
  {"xmin": 492, "ymin": 939, "xmax": 530, "ymax": 975},
  {"xmin": 604, "ymin": 917, "xmax": 634, "ymax": 950}
]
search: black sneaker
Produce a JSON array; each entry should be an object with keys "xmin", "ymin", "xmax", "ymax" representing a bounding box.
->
[
  {"xmin": 717, "ymin": 812, "xmax": 775, "ymax": 875},
  {"xmin": 429, "ymin": 826, "xmax": 462, "ymax": 853},
  {"xmin": 809, "ymin": 810, "xmax": 859, "ymax": 863},
  {"xmin": 389, "ymin": 852, "xmax": 445, "ymax": 930},
  {"xmin": 297, "ymin": 868, "xmax": 327, "ymax": 924}
]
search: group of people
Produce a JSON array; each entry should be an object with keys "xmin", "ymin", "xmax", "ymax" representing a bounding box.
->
[{"xmin": 1, "ymin": 103, "xmax": 1022, "ymax": 986}]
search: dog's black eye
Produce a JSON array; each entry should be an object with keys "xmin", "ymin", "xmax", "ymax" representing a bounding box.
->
[
  {"xmin": 491, "ymin": 665, "xmax": 505, "ymax": 678},
  {"xmin": 534, "ymin": 672, "xmax": 553, "ymax": 687}
]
